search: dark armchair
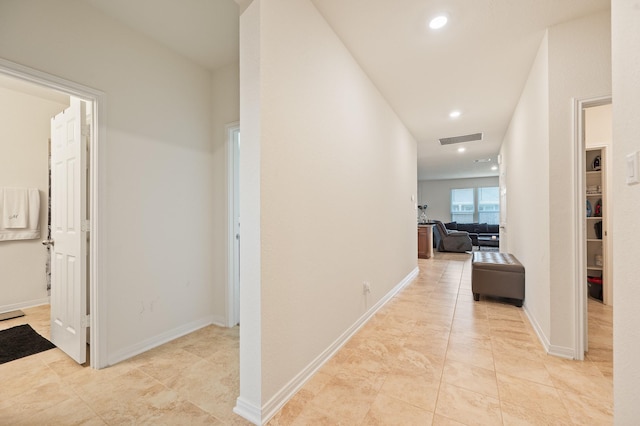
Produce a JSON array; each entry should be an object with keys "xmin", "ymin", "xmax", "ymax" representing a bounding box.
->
[{"xmin": 433, "ymin": 220, "xmax": 473, "ymax": 253}]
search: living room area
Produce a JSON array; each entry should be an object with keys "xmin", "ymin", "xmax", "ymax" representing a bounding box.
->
[{"xmin": 418, "ymin": 176, "xmax": 501, "ymax": 252}]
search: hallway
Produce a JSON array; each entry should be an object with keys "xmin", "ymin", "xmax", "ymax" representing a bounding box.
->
[
  {"xmin": 269, "ymin": 253, "xmax": 613, "ymax": 425},
  {"xmin": 0, "ymin": 253, "xmax": 612, "ymax": 425}
]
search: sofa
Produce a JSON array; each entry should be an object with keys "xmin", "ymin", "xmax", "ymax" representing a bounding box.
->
[
  {"xmin": 432, "ymin": 220, "xmax": 473, "ymax": 253},
  {"xmin": 444, "ymin": 222, "xmax": 499, "ymax": 246}
]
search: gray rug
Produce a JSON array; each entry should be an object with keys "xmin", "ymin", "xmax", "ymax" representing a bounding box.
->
[
  {"xmin": 0, "ymin": 310, "xmax": 25, "ymax": 321},
  {"xmin": 0, "ymin": 324, "xmax": 56, "ymax": 364}
]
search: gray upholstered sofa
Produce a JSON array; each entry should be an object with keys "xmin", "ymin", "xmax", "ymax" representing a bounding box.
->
[
  {"xmin": 432, "ymin": 220, "xmax": 473, "ymax": 253},
  {"xmin": 444, "ymin": 222, "xmax": 499, "ymax": 246}
]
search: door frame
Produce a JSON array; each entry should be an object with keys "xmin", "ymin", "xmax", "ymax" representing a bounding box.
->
[
  {"xmin": 226, "ymin": 122, "xmax": 240, "ymax": 327},
  {"xmin": 573, "ymin": 95, "xmax": 612, "ymax": 360},
  {"xmin": 0, "ymin": 58, "xmax": 107, "ymax": 368}
]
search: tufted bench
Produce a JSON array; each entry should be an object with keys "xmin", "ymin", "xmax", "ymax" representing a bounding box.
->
[{"xmin": 472, "ymin": 252, "xmax": 525, "ymax": 307}]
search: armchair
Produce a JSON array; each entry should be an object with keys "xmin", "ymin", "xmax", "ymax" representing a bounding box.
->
[{"xmin": 433, "ymin": 220, "xmax": 473, "ymax": 253}]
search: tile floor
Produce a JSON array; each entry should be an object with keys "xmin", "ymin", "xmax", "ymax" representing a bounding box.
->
[
  {"xmin": 0, "ymin": 252, "xmax": 612, "ymax": 425},
  {"xmin": 0, "ymin": 305, "xmax": 247, "ymax": 425}
]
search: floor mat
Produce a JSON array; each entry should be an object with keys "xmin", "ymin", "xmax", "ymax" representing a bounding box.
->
[
  {"xmin": 0, "ymin": 324, "xmax": 56, "ymax": 364},
  {"xmin": 0, "ymin": 310, "xmax": 25, "ymax": 321}
]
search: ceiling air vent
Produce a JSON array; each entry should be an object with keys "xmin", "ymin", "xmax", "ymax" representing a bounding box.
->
[{"xmin": 439, "ymin": 132, "xmax": 483, "ymax": 145}]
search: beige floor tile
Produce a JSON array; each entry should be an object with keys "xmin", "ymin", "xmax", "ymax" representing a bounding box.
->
[
  {"xmin": 435, "ymin": 382, "xmax": 502, "ymax": 426},
  {"xmin": 134, "ymin": 346, "xmax": 206, "ymax": 382},
  {"xmin": 378, "ymin": 371, "xmax": 441, "ymax": 412},
  {"xmin": 490, "ymin": 335, "xmax": 545, "ymax": 362},
  {"xmin": 307, "ymin": 376, "xmax": 378, "ymax": 424},
  {"xmin": 301, "ymin": 371, "xmax": 333, "ymax": 396},
  {"xmin": 387, "ymin": 345, "xmax": 444, "ymax": 376},
  {"xmin": 501, "ymin": 401, "xmax": 573, "ymax": 426},
  {"xmin": 15, "ymin": 395, "xmax": 106, "ymax": 426},
  {"xmin": 497, "ymin": 373, "xmax": 572, "ymax": 419},
  {"xmin": 447, "ymin": 330, "xmax": 493, "ymax": 351},
  {"xmin": 493, "ymin": 351, "xmax": 554, "ymax": 386},
  {"xmin": 3, "ymin": 254, "xmax": 613, "ymax": 425},
  {"xmin": 96, "ymin": 383, "xmax": 218, "ymax": 425},
  {"xmin": 0, "ymin": 356, "xmax": 62, "ymax": 401},
  {"xmin": 431, "ymin": 413, "xmax": 467, "ymax": 425},
  {"xmin": 441, "ymin": 358, "xmax": 499, "ymax": 398},
  {"xmin": 545, "ymin": 360, "xmax": 612, "ymax": 402},
  {"xmin": 450, "ymin": 316, "xmax": 493, "ymax": 336},
  {"xmin": 163, "ymin": 359, "xmax": 239, "ymax": 421},
  {"xmin": 0, "ymin": 380, "xmax": 79, "ymax": 424},
  {"xmin": 452, "ymin": 304, "xmax": 489, "ymax": 321},
  {"xmin": 290, "ymin": 405, "xmax": 345, "ymax": 426},
  {"xmin": 349, "ymin": 335, "xmax": 404, "ymax": 366},
  {"xmin": 559, "ymin": 389, "xmax": 613, "ymax": 425},
  {"xmin": 361, "ymin": 393, "xmax": 434, "ymax": 425},
  {"xmin": 445, "ymin": 340, "xmax": 495, "ymax": 371}
]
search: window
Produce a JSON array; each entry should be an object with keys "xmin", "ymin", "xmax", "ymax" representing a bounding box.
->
[
  {"xmin": 450, "ymin": 188, "xmax": 474, "ymax": 223},
  {"xmin": 478, "ymin": 187, "xmax": 500, "ymax": 225},
  {"xmin": 450, "ymin": 186, "xmax": 500, "ymax": 224}
]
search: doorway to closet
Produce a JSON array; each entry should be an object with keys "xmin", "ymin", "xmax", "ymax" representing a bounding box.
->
[{"xmin": 576, "ymin": 97, "xmax": 612, "ymax": 367}]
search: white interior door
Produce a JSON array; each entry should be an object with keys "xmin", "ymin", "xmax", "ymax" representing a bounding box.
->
[{"xmin": 50, "ymin": 97, "xmax": 87, "ymax": 364}]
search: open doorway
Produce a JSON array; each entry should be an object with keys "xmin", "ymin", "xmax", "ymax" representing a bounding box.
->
[
  {"xmin": 0, "ymin": 58, "xmax": 105, "ymax": 368},
  {"xmin": 575, "ymin": 96, "xmax": 612, "ymax": 363},
  {"xmin": 227, "ymin": 122, "xmax": 240, "ymax": 327}
]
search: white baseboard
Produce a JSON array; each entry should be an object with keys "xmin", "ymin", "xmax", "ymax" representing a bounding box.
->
[
  {"xmin": 211, "ymin": 314, "xmax": 227, "ymax": 328},
  {"xmin": 234, "ymin": 397, "xmax": 261, "ymax": 425},
  {"xmin": 259, "ymin": 267, "xmax": 419, "ymax": 425},
  {"xmin": 107, "ymin": 315, "xmax": 214, "ymax": 366},
  {"xmin": 523, "ymin": 305, "xmax": 551, "ymax": 352},
  {"xmin": 0, "ymin": 297, "xmax": 50, "ymax": 314},
  {"xmin": 548, "ymin": 345, "xmax": 576, "ymax": 359},
  {"xmin": 523, "ymin": 305, "xmax": 575, "ymax": 360}
]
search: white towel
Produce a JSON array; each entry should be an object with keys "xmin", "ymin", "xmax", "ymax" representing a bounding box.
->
[
  {"xmin": 3, "ymin": 187, "xmax": 29, "ymax": 228},
  {"xmin": 0, "ymin": 188, "xmax": 41, "ymax": 241}
]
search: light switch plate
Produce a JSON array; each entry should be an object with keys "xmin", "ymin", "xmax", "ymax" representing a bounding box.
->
[{"xmin": 627, "ymin": 151, "xmax": 639, "ymax": 185}]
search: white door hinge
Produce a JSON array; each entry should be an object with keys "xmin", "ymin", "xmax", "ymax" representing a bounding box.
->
[
  {"xmin": 82, "ymin": 314, "xmax": 91, "ymax": 328},
  {"xmin": 81, "ymin": 220, "xmax": 91, "ymax": 232}
]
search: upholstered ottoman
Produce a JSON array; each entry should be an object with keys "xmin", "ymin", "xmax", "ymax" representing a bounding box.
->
[{"xmin": 472, "ymin": 252, "xmax": 525, "ymax": 307}]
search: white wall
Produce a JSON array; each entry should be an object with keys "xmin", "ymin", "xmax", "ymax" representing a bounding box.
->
[
  {"xmin": 547, "ymin": 10, "xmax": 611, "ymax": 352},
  {"xmin": 500, "ymin": 9, "xmax": 611, "ymax": 357},
  {"xmin": 585, "ymin": 104, "xmax": 612, "ymax": 148},
  {"xmin": 0, "ymin": 0, "xmax": 220, "ymax": 363},
  {"xmin": 612, "ymin": 0, "xmax": 640, "ymax": 421},
  {"xmin": 418, "ymin": 177, "xmax": 499, "ymax": 223},
  {"xmin": 0, "ymin": 85, "xmax": 68, "ymax": 311},
  {"xmin": 500, "ymin": 33, "xmax": 551, "ymax": 345},
  {"xmin": 238, "ymin": 1, "xmax": 262, "ymax": 416},
  {"xmin": 239, "ymin": 0, "xmax": 417, "ymax": 420}
]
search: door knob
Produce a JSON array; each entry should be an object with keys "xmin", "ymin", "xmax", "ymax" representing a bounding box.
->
[{"xmin": 42, "ymin": 239, "xmax": 54, "ymax": 247}]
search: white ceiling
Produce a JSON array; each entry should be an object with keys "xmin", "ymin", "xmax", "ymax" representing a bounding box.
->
[
  {"xmin": 9, "ymin": 0, "xmax": 608, "ymax": 181},
  {"xmin": 310, "ymin": 0, "xmax": 609, "ymax": 180},
  {"xmin": 84, "ymin": 0, "xmax": 239, "ymax": 71}
]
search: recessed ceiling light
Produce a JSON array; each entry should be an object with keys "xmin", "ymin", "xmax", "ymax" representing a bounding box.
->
[
  {"xmin": 491, "ymin": 165, "xmax": 498, "ymax": 171},
  {"xmin": 429, "ymin": 15, "xmax": 448, "ymax": 30},
  {"xmin": 457, "ymin": 147, "xmax": 466, "ymax": 153},
  {"xmin": 449, "ymin": 110, "xmax": 461, "ymax": 118}
]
